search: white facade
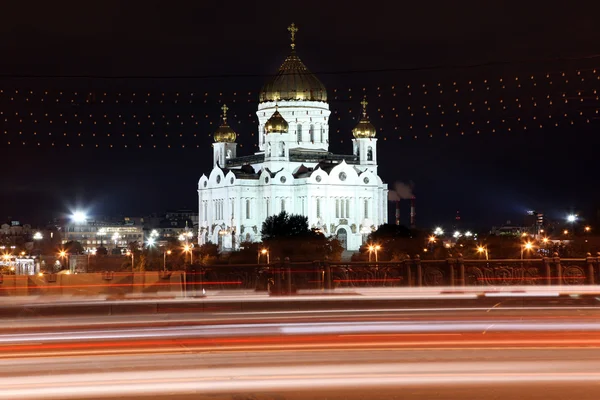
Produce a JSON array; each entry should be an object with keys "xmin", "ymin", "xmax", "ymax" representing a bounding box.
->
[{"xmin": 197, "ymin": 31, "xmax": 387, "ymax": 251}]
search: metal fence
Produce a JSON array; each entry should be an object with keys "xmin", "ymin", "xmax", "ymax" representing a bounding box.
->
[{"xmin": 186, "ymin": 255, "xmax": 600, "ymax": 294}]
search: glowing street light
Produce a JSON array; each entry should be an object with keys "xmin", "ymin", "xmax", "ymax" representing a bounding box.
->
[
  {"xmin": 178, "ymin": 234, "xmax": 186, "ymax": 242},
  {"xmin": 433, "ymin": 227, "xmax": 444, "ymax": 236},
  {"xmin": 428, "ymin": 236, "xmax": 436, "ymax": 243},
  {"xmin": 453, "ymin": 231, "xmax": 461, "ymax": 239},
  {"xmin": 146, "ymin": 237, "xmax": 156, "ymax": 247},
  {"xmin": 368, "ymin": 244, "xmax": 381, "ymax": 263},
  {"xmin": 585, "ymin": 226, "xmax": 591, "ymax": 233},
  {"xmin": 542, "ymin": 237, "xmax": 550, "ymax": 244},
  {"xmin": 258, "ymin": 248, "xmax": 270, "ymax": 264},
  {"xmin": 150, "ymin": 229, "xmax": 159, "ymax": 238},
  {"xmin": 71, "ymin": 211, "xmax": 87, "ymax": 224},
  {"xmin": 163, "ymin": 249, "xmax": 172, "ymax": 271},
  {"xmin": 563, "ymin": 229, "xmax": 569, "ymax": 235},
  {"xmin": 58, "ymin": 250, "xmax": 68, "ymax": 271},
  {"xmin": 125, "ymin": 249, "xmax": 134, "ymax": 272},
  {"xmin": 521, "ymin": 242, "xmax": 534, "ymax": 260},
  {"xmin": 183, "ymin": 244, "xmax": 193, "ymax": 264},
  {"xmin": 476, "ymin": 246, "xmax": 489, "ymax": 261},
  {"xmin": 567, "ymin": 214, "xmax": 577, "ymax": 223},
  {"xmin": 33, "ymin": 232, "xmax": 43, "ymax": 241}
]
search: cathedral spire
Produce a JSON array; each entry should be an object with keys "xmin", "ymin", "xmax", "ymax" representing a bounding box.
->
[{"xmin": 288, "ymin": 23, "xmax": 298, "ymax": 50}]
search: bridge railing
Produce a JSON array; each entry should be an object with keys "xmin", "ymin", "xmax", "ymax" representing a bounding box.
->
[{"xmin": 188, "ymin": 254, "xmax": 600, "ymax": 294}]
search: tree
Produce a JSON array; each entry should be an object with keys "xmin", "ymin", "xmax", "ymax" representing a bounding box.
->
[
  {"xmin": 261, "ymin": 211, "xmax": 312, "ymax": 240},
  {"xmin": 63, "ymin": 240, "xmax": 84, "ymax": 254}
]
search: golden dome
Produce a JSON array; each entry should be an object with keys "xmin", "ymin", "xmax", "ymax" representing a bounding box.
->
[
  {"xmin": 265, "ymin": 107, "xmax": 289, "ymax": 134},
  {"xmin": 259, "ymin": 24, "xmax": 327, "ymax": 103},
  {"xmin": 352, "ymin": 97, "xmax": 377, "ymax": 139},
  {"xmin": 213, "ymin": 104, "xmax": 237, "ymax": 143}
]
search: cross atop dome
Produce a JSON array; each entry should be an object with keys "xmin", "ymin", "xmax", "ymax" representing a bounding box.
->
[
  {"xmin": 221, "ymin": 104, "xmax": 229, "ymax": 124},
  {"xmin": 288, "ymin": 23, "xmax": 298, "ymax": 50},
  {"xmin": 360, "ymin": 97, "xmax": 368, "ymax": 118}
]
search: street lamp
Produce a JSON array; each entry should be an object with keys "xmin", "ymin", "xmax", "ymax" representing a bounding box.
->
[
  {"xmin": 183, "ymin": 244, "xmax": 193, "ymax": 264},
  {"xmin": 258, "ymin": 248, "xmax": 270, "ymax": 264},
  {"xmin": 146, "ymin": 237, "xmax": 156, "ymax": 247},
  {"xmin": 433, "ymin": 227, "xmax": 444, "ymax": 236},
  {"xmin": 33, "ymin": 232, "xmax": 43, "ymax": 241},
  {"xmin": 368, "ymin": 244, "xmax": 381, "ymax": 262},
  {"xmin": 163, "ymin": 249, "xmax": 172, "ymax": 271},
  {"xmin": 476, "ymin": 246, "xmax": 489, "ymax": 261},
  {"xmin": 585, "ymin": 226, "xmax": 591, "ymax": 233},
  {"xmin": 428, "ymin": 236, "xmax": 436, "ymax": 244},
  {"xmin": 567, "ymin": 214, "xmax": 577, "ymax": 223},
  {"xmin": 58, "ymin": 250, "xmax": 68, "ymax": 271},
  {"xmin": 112, "ymin": 232, "xmax": 120, "ymax": 249},
  {"xmin": 521, "ymin": 242, "xmax": 533, "ymax": 260},
  {"xmin": 125, "ymin": 249, "xmax": 134, "ymax": 272}
]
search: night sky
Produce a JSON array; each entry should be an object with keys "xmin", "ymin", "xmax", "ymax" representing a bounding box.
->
[{"xmin": 1, "ymin": 1, "xmax": 600, "ymax": 230}]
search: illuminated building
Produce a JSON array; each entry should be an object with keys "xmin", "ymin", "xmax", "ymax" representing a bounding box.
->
[{"xmin": 198, "ymin": 24, "xmax": 388, "ymax": 251}]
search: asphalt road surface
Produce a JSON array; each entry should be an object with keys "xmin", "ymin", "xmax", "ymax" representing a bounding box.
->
[{"xmin": 2, "ymin": 305, "xmax": 600, "ymax": 399}]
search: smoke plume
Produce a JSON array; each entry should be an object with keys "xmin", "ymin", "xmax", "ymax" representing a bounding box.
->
[{"xmin": 388, "ymin": 181, "xmax": 414, "ymax": 202}]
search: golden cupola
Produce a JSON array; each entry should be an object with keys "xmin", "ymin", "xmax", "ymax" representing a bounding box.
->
[
  {"xmin": 259, "ymin": 23, "xmax": 327, "ymax": 103},
  {"xmin": 213, "ymin": 104, "xmax": 237, "ymax": 143},
  {"xmin": 352, "ymin": 97, "xmax": 377, "ymax": 139},
  {"xmin": 265, "ymin": 106, "xmax": 289, "ymax": 134}
]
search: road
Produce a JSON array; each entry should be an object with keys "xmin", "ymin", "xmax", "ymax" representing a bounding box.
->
[{"xmin": 2, "ymin": 305, "xmax": 600, "ymax": 399}]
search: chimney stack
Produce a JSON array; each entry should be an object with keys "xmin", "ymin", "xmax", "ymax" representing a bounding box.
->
[
  {"xmin": 395, "ymin": 201, "xmax": 400, "ymax": 225},
  {"xmin": 410, "ymin": 196, "xmax": 416, "ymax": 228}
]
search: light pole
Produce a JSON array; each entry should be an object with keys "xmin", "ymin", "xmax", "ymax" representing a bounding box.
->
[
  {"xmin": 477, "ymin": 246, "xmax": 489, "ymax": 260},
  {"xmin": 33, "ymin": 232, "xmax": 43, "ymax": 273},
  {"xmin": 259, "ymin": 248, "xmax": 270, "ymax": 264},
  {"xmin": 368, "ymin": 245, "xmax": 381, "ymax": 262},
  {"xmin": 163, "ymin": 249, "xmax": 172, "ymax": 271},
  {"xmin": 59, "ymin": 250, "xmax": 68, "ymax": 272},
  {"xmin": 183, "ymin": 244, "xmax": 193, "ymax": 264},
  {"xmin": 126, "ymin": 249, "xmax": 134, "ymax": 272},
  {"xmin": 521, "ymin": 242, "xmax": 533, "ymax": 260}
]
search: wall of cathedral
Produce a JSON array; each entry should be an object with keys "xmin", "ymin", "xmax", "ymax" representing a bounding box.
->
[{"xmin": 198, "ymin": 161, "xmax": 387, "ymax": 251}]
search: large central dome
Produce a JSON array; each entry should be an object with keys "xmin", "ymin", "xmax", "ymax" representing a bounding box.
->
[
  {"xmin": 259, "ymin": 24, "xmax": 327, "ymax": 103},
  {"xmin": 259, "ymin": 51, "xmax": 327, "ymax": 103}
]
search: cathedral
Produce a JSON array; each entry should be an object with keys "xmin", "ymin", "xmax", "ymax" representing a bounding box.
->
[{"xmin": 198, "ymin": 24, "xmax": 388, "ymax": 251}]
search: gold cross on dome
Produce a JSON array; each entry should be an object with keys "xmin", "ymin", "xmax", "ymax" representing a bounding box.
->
[
  {"xmin": 360, "ymin": 97, "xmax": 368, "ymax": 117},
  {"xmin": 221, "ymin": 104, "xmax": 229, "ymax": 123},
  {"xmin": 288, "ymin": 23, "xmax": 298, "ymax": 49}
]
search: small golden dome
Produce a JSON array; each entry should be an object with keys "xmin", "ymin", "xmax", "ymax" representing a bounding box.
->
[
  {"xmin": 352, "ymin": 97, "xmax": 377, "ymax": 139},
  {"xmin": 265, "ymin": 107, "xmax": 289, "ymax": 134},
  {"xmin": 213, "ymin": 104, "xmax": 237, "ymax": 143},
  {"xmin": 259, "ymin": 24, "xmax": 327, "ymax": 103}
]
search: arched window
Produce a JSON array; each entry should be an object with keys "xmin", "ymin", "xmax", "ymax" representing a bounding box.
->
[
  {"xmin": 245, "ymin": 199, "xmax": 250, "ymax": 219},
  {"xmin": 281, "ymin": 198, "xmax": 285, "ymax": 212},
  {"xmin": 279, "ymin": 142, "xmax": 285, "ymax": 157},
  {"xmin": 267, "ymin": 143, "xmax": 272, "ymax": 157},
  {"xmin": 310, "ymin": 125, "xmax": 315, "ymax": 142},
  {"xmin": 320, "ymin": 126, "xmax": 324, "ymax": 142},
  {"xmin": 367, "ymin": 146, "xmax": 373, "ymax": 161},
  {"xmin": 297, "ymin": 124, "xmax": 302, "ymax": 141}
]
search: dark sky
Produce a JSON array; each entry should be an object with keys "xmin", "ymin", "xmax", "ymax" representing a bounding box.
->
[{"xmin": 1, "ymin": 0, "xmax": 600, "ymax": 230}]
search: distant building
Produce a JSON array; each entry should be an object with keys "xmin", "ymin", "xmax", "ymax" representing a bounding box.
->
[
  {"xmin": 490, "ymin": 221, "xmax": 529, "ymax": 236},
  {"xmin": 63, "ymin": 218, "xmax": 144, "ymax": 252}
]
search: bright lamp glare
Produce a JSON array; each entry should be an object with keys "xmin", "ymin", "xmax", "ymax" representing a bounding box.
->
[
  {"xmin": 71, "ymin": 211, "xmax": 87, "ymax": 223},
  {"xmin": 147, "ymin": 237, "xmax": 155, "ymax": 246},
  {"xmin": 567, "ymin": 214, "xmax": 577, "ymax": 222}
]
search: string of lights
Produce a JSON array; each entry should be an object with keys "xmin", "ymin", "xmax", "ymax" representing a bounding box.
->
[{"xmin": 1, "ymin": 64, "xmax": 598, "ymax": 148}]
